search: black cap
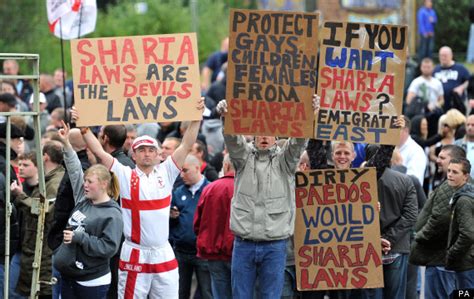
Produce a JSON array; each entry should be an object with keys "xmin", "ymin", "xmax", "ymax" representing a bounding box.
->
[
  {"xmin": 0, "ymin": 123, "xmax": 25, "ymax": 139},
  {"xmin": 23, "ymin": 125, "xmax": 35, "ymax": 141},
  {"xmin": 0, "ymin": 93, "xmax": 17, "ymax": 107}
]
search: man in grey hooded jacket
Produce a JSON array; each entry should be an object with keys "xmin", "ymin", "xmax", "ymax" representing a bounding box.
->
[{"xmin": 216, "ymin": 97, "xmax": 317, "ymax": 299}]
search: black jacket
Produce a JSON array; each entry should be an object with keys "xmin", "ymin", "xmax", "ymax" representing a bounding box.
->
[
  {"xmin": 410, "ymin": 180, "xmax": 456, "ymax": 266},
  {"xmin": 48, "ymin": 150, "xmax": 90, "ymax": 251},
  {"xmin": 111, "ymin": 148, "xmax": 135, "ymax": 169},
  {"xmin": 392, "ymin": 165, "xmax": 427, "ymax": 211},
  {"xmin": 202, "ymin": 163, "xmax": 218, "ymax": 182},
  {"xmin": 0, "ymin": 142, "xmax": 18, "ymax": 183},
  {"xmin": 410, "ymin": 115, "xmax": 442, "ymax": 148},
  {"xmin": 0, "ymin": 172, "xmax": 19, "ymax": 263},
  {"xmin": 378, "ymin": 168, "xmax": 418, "ymax": 253},
  {"xmin": 446, "ymin": 183, "xmax": 474, "ymax": 271}
]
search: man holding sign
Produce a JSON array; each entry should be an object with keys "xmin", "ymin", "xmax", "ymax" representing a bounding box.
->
[
  {"xmin": 303, "ymin": 116, "xmax": 409, "ymax": 297},
  {"xmin": 216, "ymin": 96, "xmax": 318, "ymax": 299},
  {"xmin": 71, "ymin": 97, "xmax": 204, "ymax": 298}
]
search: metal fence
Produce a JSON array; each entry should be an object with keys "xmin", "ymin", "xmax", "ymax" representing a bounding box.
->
[{"xmin": 0, "ymin": 53, "xmax": 48, "ymax": 299}]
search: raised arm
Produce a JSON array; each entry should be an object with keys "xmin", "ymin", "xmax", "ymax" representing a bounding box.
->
[
  {"xmin": 70, "ymin": 107, "xmax": 114, "ymax": 169},
  {"xmin": 172, "ymin": 97, "xmax": 205, "ymax": 169},
  {"xmin": 81, "ymin": 128, "xmax": 114, "ymax": 169},
  {"xmin": 216, "ymin": 100, "xmax": 251, "ymax": 171},
  {"xmin": 58, "ymin": 122, "xmax": 85, "ymax": 203},
  {"xmin": 280, "ymin": 138, "xmax": 306, "ymax": 174}
]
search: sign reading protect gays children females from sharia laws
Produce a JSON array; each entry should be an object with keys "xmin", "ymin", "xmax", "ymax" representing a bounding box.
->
[
  {"xmin": 316, "ymin": 22, "xmax": 407, "ymax": 145},
  {"xmin": 294, "ymin": 168, "xmax": 384, "ymax": 291},
  {"xmin": 71, "ymin": 33, "xmax": 201, "ymax": 126},
  {"xmin": 225, "ymin": 9, "xmax": 319, "ymax": 138}
]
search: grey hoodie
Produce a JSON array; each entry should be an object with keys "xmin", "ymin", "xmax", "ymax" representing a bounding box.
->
[{"xmin": 54, "ymin": 147, "xmax": 123, "ymax": 281}]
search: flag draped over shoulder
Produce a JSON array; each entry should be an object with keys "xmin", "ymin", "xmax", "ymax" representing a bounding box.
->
[{"xmin": 47, "ymin": 0, "xmax": 97, "ymax": 39}]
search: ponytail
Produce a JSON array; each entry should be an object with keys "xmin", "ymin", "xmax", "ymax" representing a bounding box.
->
[
  {"xmin": 108, "ymin": 172, "xmax": 120, "ymax": 200},
  {"xmin": 84, "ymin": 165, "xmax": 120, "ymax": 201}
]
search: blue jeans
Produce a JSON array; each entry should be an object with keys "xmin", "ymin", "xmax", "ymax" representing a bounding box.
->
[
  {"xmin": 281, "ymin": 265, "xmax": 298, "ymax": 299},
  {"xmin": 9, "ymin": 253, "xmax": 25, "ymax": 299},
  {"xmin": 207, "ymin": 260, "xmax": 232, "ymax": 299},
  {"xmin": 418, "ymin": 35, "xmax": 434, "ymax": 61},
  {"xmin": 174, "ymin": 250, "xmax": 212, "ymax": 299},
  {"xmin": 52, "ymin": 254, "xmax": 62, "ymax": 299},
  {"xmin": 425, "ymin": 266, "xmax": 456, "ymax": 299},
  {"xmin": 455, "ymin": 268, "xmax": 474, "ymax": 289},
  {"xmin": 61, "ymin": 277, "xmax": 109, "ymax": 299},
  {"xmin": 0, "ymin": 254, "xmax": 26, "ymax": 299},
  {"xmin": 406, "ymin": 263, "xmax": 418, "ymax": 299},
  {"xmin": 355, "ymin": 254, "xmax": 409, "ymax": 299},
  {"xmin": 231, "ymin": 237, "xmax": 287, "ymax": 299},
  {"xmin": 380, "ymin": 253, "xmax": 408, "ymax": 299}
]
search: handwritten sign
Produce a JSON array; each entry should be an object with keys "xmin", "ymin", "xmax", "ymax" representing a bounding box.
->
[
  {"xmin": 315, "ymin": 22, "xmax": 407, "ymax": 145},
  {"xmin": 294, "ymin": 168, "xmax": 384, "ymax": 290},
  {"xmin": 71, "ymin": 33, "xmax": 201, "ymax": 126},
  {"xmin": 225, "ymin": 9, "xmax": 319, "ymax": 138}
]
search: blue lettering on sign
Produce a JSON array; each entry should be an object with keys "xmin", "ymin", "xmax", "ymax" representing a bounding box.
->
[
  {"xmin": 325, "ymin": 47, "xmax": 394, "ymax": 72},
  {"xmin": 301, "ymin": 203, "xmax": 376, "ymax": 245},
  {"xmin": 362, "ymin": 204, "xmax": 375, "ymax": 224},
  {"xmin": 315, "ymin": 124, "xmax": 333, "ymax": 139},
  {"xmin": 303, "ymin": 225, "xmax": 365, "ymax": 244}
]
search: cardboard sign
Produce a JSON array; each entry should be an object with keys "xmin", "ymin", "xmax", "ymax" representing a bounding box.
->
[
  {"xmin": 315, "ymin": 22, "xmax": 407, "ymax": 145},
  {"xmin": 225, "ymin": 9, "xmax": 319, "ymax": 138},
  {"xmin": 71, "ymin": 33, "xmax": 201, "ymax": 126},
  {"xmin": 294, "ymin": 168, "xmax": 384, "ymax": 291}
]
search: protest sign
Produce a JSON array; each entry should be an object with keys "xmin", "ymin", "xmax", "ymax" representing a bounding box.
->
[
  {"xmin": 225, "ymin": 9, "xmax": 319, "ymax": 138},
  {"xmin": 315, "ymin": 22, "xmax": 407, "ymax": 145},
  {"xmin": 294, "ymin": 168, "xmax": 384, "ymax": 291},
  {"xmin": 71, "ymin": 33, "xmax": 201, "ymax": 126}
]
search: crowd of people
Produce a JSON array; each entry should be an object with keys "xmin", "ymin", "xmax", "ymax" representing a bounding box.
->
[{"xmin": 0, "ymin": 11, "xmax": 473, "ymax": 299}]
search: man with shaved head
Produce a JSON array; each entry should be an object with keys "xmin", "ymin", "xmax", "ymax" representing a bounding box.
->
[
  {"xmin": 433, "ymin": 46, "xmax": 470, "ymax": 112},
  {"xmin": 40, "ymin": 74, "xmax": 62, "ymax": 113},
  {"xmin": 169, "ymin": 155, "xmax": 211, "ymax": 299}
]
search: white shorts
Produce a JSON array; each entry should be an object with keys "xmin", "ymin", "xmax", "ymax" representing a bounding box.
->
[{"xmin": 118, "ymin": 240, "xmax": 179, "ymax": 299}]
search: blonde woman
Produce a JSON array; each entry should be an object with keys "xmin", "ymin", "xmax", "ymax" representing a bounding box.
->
[
  {"xmin": 445, "ymin": 108, "xmax": 467, "ymax": 140},
  {"xmin": 54, "ymin": 122, "xmax": 123, "ymax": 299}
]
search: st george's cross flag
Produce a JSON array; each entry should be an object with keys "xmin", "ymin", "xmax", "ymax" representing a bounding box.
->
[{"xmin": 47, "ymin": 0, "xmax": 97, "ymax": 40}]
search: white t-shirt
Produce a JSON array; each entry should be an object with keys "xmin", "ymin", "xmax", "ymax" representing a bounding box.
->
[
  {"xmin": 110, "ymin": 156, "xmax": 181, "ymax": 247},
  {"xmin": 398, "ymin": 136, "xmax": 428, "ymax": 185},
  {"xmin": 77, "ymin": 272, "xmax": 111, "ymax": 287},
  {"xmin": 408, "ymin": 76, "xmax": 444, "ymax": 107}
]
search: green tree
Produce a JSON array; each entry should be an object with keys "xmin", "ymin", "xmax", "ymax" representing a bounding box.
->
[
  {"xmin": 433, "ymin": 0, "xmax": 471, "ymax": 59},
  {"xmin": 0, "ymin": 0, "xmax": 231, "ymax": 73}
]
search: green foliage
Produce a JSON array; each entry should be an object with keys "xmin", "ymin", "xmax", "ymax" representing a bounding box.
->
[
  {"xmin": 433, "ymin": 0, "xmax": 471, "ymax": 59},
  {"xmin": 0, "ymin": 0, "xmax": 230, "ymax": 74}
]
